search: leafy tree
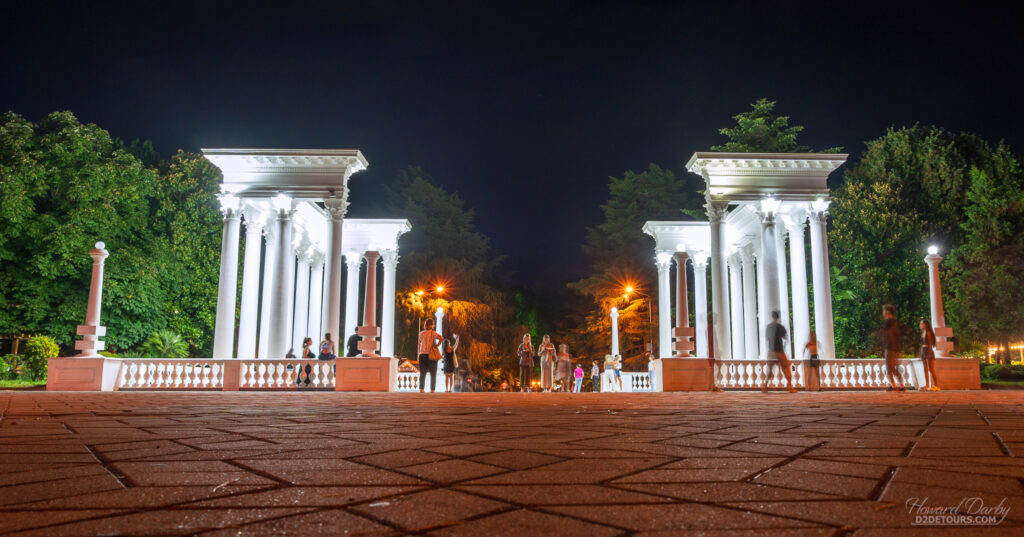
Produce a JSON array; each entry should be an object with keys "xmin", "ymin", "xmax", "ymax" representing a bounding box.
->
[
  {"xmin": 712, "ymin": 98, "xmax": 841, "ymax": 153},
  {"xmin": 829, "ymin": 125, "xmax": 1015, "ymax": 355},
  {"xmin": 570, "ymin": 164, "xmax": 701, "ymax": 362},
  {"xmin": 947, "ymin": 163, "xmax": 1024, "ymax": 362},
  {"xmin": 140, "ymin": 329, "xmax": 189, "ymax": 358},
  {"xmin": 0, "ymin": 111, "xmax": 168, "ymax": 350}
]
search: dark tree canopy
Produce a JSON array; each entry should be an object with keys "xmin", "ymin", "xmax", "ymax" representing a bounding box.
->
[{"xmin": 712, "ymin": 98, "xmax": 841, "ymax": 153}]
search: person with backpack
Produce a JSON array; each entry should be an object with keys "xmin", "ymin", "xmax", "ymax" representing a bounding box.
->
[{"xmin": 418, "ymin": 319, "xmax": 443, "ymax": 393}]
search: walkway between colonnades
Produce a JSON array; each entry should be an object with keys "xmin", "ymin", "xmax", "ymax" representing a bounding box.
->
[{"xmin": 1, "ymin": 391, "xmax": 1022, "ymax": 535}]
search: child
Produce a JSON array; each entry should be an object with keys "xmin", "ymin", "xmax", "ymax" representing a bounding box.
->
[{"xmin": 573, "ymin": 363, "xmax": 584, "ymax": 393}]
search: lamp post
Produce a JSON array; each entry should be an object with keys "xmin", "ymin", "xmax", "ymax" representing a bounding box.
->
[
  {"xmin": 75, "ymin": 241, "xmax": 109, "ymax": 357},
  {"xmin": 610, "ymin": 307, "xmax": 620, "ymax": 357},
  {"xmin": 924, "ymin": 245, "xmax": 954, "ymax": 357}
]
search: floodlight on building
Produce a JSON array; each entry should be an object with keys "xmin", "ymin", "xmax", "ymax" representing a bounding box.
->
[{"xmin": 928, "ymin": 245, "xmax": 939, "ymax": 255}]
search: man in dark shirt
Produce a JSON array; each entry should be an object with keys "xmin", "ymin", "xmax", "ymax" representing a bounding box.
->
[
  {"xmin": 764, "ymin": 310, "xmax": 796, "ymax": 393},
  {"xmin": 346, "ymin": 328, "xmax": 360, "ymax": 357},
  {"xmin": 881, "ymin": 304, "xmax": 905, "ymax": 391}
]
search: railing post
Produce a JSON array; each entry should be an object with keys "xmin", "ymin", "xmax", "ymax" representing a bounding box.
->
[{"xmin": 223, "ymin": 361, "xmax": 241, "ymax": 391}]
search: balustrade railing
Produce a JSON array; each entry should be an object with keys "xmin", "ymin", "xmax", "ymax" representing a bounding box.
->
[
  {"xmin": 117, "ymin": 360, "xmax": 224, "ymax": 390},
  {"xmin": 818, "ymin": 359, "xmax": 917, "ymax": 389},
  {"xmin": 396, "ymin": 371, "xmax": 420, "ymax": 392},
  {"xmin": 714, "ymin": 359, "xmax": 806, "ymax": 390},
  {"xmin": 240, "ymin": 360, "xmax": 335, "ymax": 389}
]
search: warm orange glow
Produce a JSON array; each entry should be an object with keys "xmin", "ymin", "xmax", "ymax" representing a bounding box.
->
[
  {"xmin": 435, "ymin": 285, "xmax": 445, "ymax": 293},
  {"xmin": 624, "ymin": 286, "xmax": 634, "ymax": 294},
  {"xmin": 415, "ymin": 290, "xmax": 425, "ymax": 296}
]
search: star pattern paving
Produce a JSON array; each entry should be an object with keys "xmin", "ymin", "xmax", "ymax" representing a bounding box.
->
[{"xmin": 1, "ymin": 391, "xmax": 1023, "ymax": 536}]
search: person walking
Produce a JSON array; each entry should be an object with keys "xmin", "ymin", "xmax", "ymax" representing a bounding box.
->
[
  {"xmin": 763, "ymin": 311, "xmax": 797, "ymax": 393},
  {"xmin": 919, "ymin": 319, "xmax": 940, "ymax": 391},
  {"xmin": 573, "ymin": 363, "xmax": 584, "ymax": 393},
  {"xmin": 443, "ymin": 334, "xmax": 460, "ymax": 393},
  {"xmin": 318, "ymin": 333, "xmax": 337, "ymax": 360},
  {"xmin": 556, "ymin": 344, "xmax": 572, "ymax": 392},
  {"xmin": 646, "ymin": 351, "xmax": 657, "ymax": 390},
  {"xmin": 518, "ymin": 333, "xmax": 535, "ymax": 392},
  {"xmin": 881, "ymin": 304, "xmax": 906, "ymax": 392},
  {"xmin": 418, "ymin": 319, "xmax": 443, "ymax": 393},
  {"xmin": 537, "ymin": 335, "xmax": 556, "ymax": 392},
  {"xmin": 591, "ymin": 360, "xmax": 601, "ymax": 393},
  {"xmin": 346, "ymin": 327, "xmax": 360, "ymax": 357}
]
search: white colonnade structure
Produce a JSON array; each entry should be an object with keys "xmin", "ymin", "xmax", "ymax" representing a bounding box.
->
[
  {"xmin": 644, "ymin": 152, "xmax": 848, "ymax": 364},
  {"xmin": 203, "ymin": 149, "xmax": 410, "ymax": 360}
]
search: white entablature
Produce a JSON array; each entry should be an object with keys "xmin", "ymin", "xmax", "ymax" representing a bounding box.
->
[
  {"xmin": 686, "ymin": 152, "xmax": 848, "ymax": 201},
  {"xmin": 641, "ymin": 221, "xmax": 710, "ymax": 256},
  {"xmin": 342, "ymin": 219, "xmax": 412, "ymax": 254},
  {"xmin": 203, "ymin": 148, "xmax": 368, "ymax": 198}
]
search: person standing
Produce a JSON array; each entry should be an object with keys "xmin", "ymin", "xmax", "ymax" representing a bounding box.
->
[
  {"xmin": 591, "ymin": 360, "xmax": 601, "ymax": 393},
  {"xmin": 518, "ymin": 334, "xmax": 535, "ymax": 392},
  {"xmin": 881, "ymin": 304, "xmax": 906, "ymax": 392},
  {"xmin": 803, "ymin": 330, "xmax": 821, "ymax": 391},
  {"xmin": 612, "ymin": 354, "xmax": 624, "ymax": 392},
  {"xmin": 573, "ymin": 363, "xmax": 584, "ymax": 393},
  {"xmin": 763, "ymin": 311, "xmax": 797, "ymax": 393},
  {"xmin": 346, "ymin": 327, "xmax": 360, "ymax": 357},
  {"xmin": 443, "ymin": 334, "xmax": 460, "ymax": 393},
  {"xmin": 417, "ymin": 319, "xmax": 443, "ymax": 393},
  {"xmin": 919, "ymin": 319, "xmax": 940, "ymax": 391},
  {"xmin": 318, "ymin": 333, "xmax": 337, "ymax": 360},
  {"xmin": 646, "ymin": 351, "xmax": 657, "ymax": 390},
  {"xmin": 556, "ymin": 344, "xmax": 572, "ymax": 392},
  {"xmin": 537, "ymin": 335, "xmax": 556, "ymax": 392}
]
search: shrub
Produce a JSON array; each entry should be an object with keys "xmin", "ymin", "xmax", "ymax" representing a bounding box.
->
[
  {"xmin": 981, "ymin": 364, "xmax": 1024, "ymax": 381},
  {"xmin": 140, "ymin": 330, "xmax": 188, "ymax": 358},
  {"xmin": 0, "ymin": 355, "xmax": 16, "ymax": 380},
  {"xmin": 23, "ymin": 336, "xmax": 59, "ymax": 380}
]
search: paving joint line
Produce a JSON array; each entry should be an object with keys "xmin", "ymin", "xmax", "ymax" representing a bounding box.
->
[
  {"xmin": 743, "ymin": 441, "xmax": 828, "ymax": 483},
  {"xmin": 992, "ymin": 432, "xmax": 1014, "ymax": 457},
  {"xmin": 84, "ymin": 444, "xmax": 134, "ymax": 488}
]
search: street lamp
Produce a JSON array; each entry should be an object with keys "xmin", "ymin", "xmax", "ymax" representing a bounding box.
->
[{"xmin": 924, "ymin": 245, "xmax": 954, "ymax": 357}]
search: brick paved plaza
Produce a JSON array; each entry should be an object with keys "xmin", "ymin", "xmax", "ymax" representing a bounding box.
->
[{"xmin": 1, "ymin": 391, "xmax": 1023, "ymax": 536}]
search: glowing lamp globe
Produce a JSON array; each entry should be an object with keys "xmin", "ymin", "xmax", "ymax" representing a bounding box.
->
[{"xmin": 927, "ymin": 245, "xmax": 939, "ymax": 255}]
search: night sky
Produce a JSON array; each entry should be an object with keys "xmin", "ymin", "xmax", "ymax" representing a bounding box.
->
[{"xmin": 4, "ymin": 1, "xmax": 1022, "ymax": 286}]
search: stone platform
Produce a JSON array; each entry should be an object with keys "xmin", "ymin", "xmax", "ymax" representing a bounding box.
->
[{"xmin": 1, "ymin": 391, "xmax": 1022, "ymax": 536}]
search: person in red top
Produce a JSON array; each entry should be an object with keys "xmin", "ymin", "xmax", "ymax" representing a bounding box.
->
[{"xmin": 417, "ymin": 319, "xmax": 443, "ymax": 393}]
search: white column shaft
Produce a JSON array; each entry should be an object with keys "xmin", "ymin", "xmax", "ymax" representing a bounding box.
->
[
  {"xmin": 307, "ymin": 261, "xmax": 324, "ymax": 345},
  {"xmin": 324, "ymin": 199, "xmax": 346, "ymax": 343},
  {"xmin": 808, "ymin": 211, "xmax": 835, "ymax": 359},
  {"xmin": 729, "ymin": 257, "xmax": 745, "ymax": 359},
  {"xmin": 755, "ymin": 248, "xmax": 768, "ymax": 360},
  {"xmin": 774, "ymin": 225, "xmax": 791, "ymax": 357},
  {"xmin": 787, "ymin": 220, "xmax": 811, "ymax": 356},
  {"xmin": 707, "ymin": 203, "xmax": 731, "ymax": 359},
  {"xmin": 657, "ymin": 259, "xmax": 672, "ymax": 358},
  {"xmin": 693, "ymin": 259, "xmax": 709, "ymax": 359},
  {"xmin": 213, "ymin": 210, "xmax": 241, "ymax": 359},
  {"xmin": 380, "ymin": 252, "xmax": 399, "ymax": 357},
  {"xmin": 257, "ymin": 230, "xmax": 277, "ymax": 357},
  {"xmin": 610, "ymin": 310, "xmax": 620, "ymax": 357},
  {"xmin": 236, "ymin": 220, "xmax": 263, "ymax": 359},
  {"xmin": 343, "ymin": 255, "xmax": 361, "ymax": 344},
  {"xmin": 268, "ymin": 211, "xmax": 294, "ymax": 359},
  {"xmin": 292, "ymin": 259, "xmax": 311, "ymax": 353},
  {"xmin": 741, "ymin": 251, "xmax": 759, "ymax": 360}
]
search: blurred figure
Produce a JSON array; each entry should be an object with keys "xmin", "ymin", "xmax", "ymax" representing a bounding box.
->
[
  {"xmin": 537, "ymin": 335, "xmax": 556, "ymax": 392},
  {"xmin": 646, "ymin": 351, "xmax": 657, "ymax": 390},
  {"xmin": 518, "ymin": 333, "xmax": 534, "ymax": 392},
  {"xmin": 591, "ymin": 360, "xmax": 601, "ymax": 393},
  {"xmin": 556, "ymin": 344, "xmax": 572, "ymax": 391},
  {"xmin": 443, "ymin": 334, "xmax": 460, "ymax": 392},
  {"xmin": 881, "ymin": 305, "xmax": 905, "ymax": 392},
  {"xmin": 919, "ymin": 319, "xmax": 940, "ymax": 391},
  {"xmin": 764, "ymin": 311, "xmax": 796, "ymax": 393}
]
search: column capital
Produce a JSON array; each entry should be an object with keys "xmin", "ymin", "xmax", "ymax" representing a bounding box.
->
[
  {"xmin": 672, "ymin": 251, "xmax": 689, "ymax": 265},
  {"xmin": 727, "ymin": 252, "xmax": 742, "ymax": 268},
  {"xmin": 323, "ymin": 190, "xmax": 349, "ymax": 222},
  {"xmin": 808, "ymin": 198, "xmax": 831, "ymax": 224},
  {"xmin": 89, "ymin": 241, "xmax": 109, "ymax": 263},
  {"xmin": 924, "ymin": 253, "xmax": 943, "ymax": 266},
  {"xmin": 363, "ymin": 250, "xmax": 381, "ymax": 263},
  {"xmin": 242, "ymin": 206, "xmax": 267, "ymax": 233},
  {"xmin": 705, "ymin": 201, "xmax": 730, "ymax": 223},
  {"xmin": 310, "ymin": 250, "xmax": 325, "ymax": 269},
  {"xmin": 690, "ymin": 251, "xmax": 710, "ymax": 270},
  {"xmin": 380, "ymin": 249, "xmax": 400, "ymax": 268},
  {"xmin": 344, "ymin": 251, "xmax": 363, "ymax": 268},
  {"xmin": 294, "ymin": 233, "xmax": 313, "ymax": 262},
  {"xmin": 655, "ymin": 251, "xmax": 673, "ymax": 272}
]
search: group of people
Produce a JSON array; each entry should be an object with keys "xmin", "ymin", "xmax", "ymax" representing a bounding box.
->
[
  {"xmin": 285, "ymin": 328, "xmax": 364, "ymax": 361},
  {"xmin": 416, "ymin": 319, "xmax": 461, "ymax": 393},
  {"xmin": 516, "ymin": 334, "xmax": 591, "ymax": 392}
]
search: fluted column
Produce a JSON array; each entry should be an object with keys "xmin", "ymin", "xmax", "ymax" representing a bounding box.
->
[
  {"xmin": 236, "ymin": 207, "xmax": 264, "ymax": 359},
  {"xmin": 610, "ymin": 307, "xmax": 620, "ymax": 357},
  {"xmin": 292, "ymin": 243, "xmax": 311, "ymax": 353},
  {"xmin": 257, "ymin": 225, "xmax": 278, "ymax": 357},
  {"xmin": 213, "ymin": 196, "xmax": 241, "ymax": 359},
  {"xmin": 324, "ymin": 196, "xmax": 347, "ymax": 343},
  {"xmin": 774, "ymin": 220, "xmax": 791, "ymax": 357},
  {"xmin": 360, "ymin": 251, "xmax": 380, "ymax": 356},
  {"xmin": 692, "ymin": 253, "xmax": 709, "ymax": 359},
  {"xmin": 706, "ymin": 201, "xmax": 731, "ymax": 360},
  {"xmin": 784, "ymin": 209, "xmax": 810, "ymax": 355},
  {"xmin": 307, "ymin": 253, "xmax": 325, "ymax": 345},
  {"xmin": 808, "ymin": 200, "xmax": 836, "ymax": 359},
  {"xmin": 656, "ymin": 252, "xmax": 672, "ymax": 358},
  {"xmin": 728, "ymin": 254, "xmax": 745, "ymax": 359},
  {"xmin": 740, "ymin": 247, "xmax": 759, "ymax": 360},
  {"xmin": 380, "ymin": 249, "xmax": 399, "ymax": 357},
  {"xmin": 673, "ymin": 251, "xmax": 690, "ymax": 356},
  {"xmin": 268, "ymin": 197, "xmax": 295, "ymax": 359},
  {"xmin": 343, "ymin": 252, "xmax": 362, "ymax": 343}
]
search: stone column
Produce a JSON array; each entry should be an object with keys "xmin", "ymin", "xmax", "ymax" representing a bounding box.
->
[
  {"xmin": 728, "ymin": 254, "xmax": 745, "ymax": 359},
  {"xmin": 267, "ymin": 196, "xmax": 295, "ymax": 360},
  {"xmin": 673, "ymin": 251, "xmax": 690, "ymax": 356},
  {"xmin": 360, "ymin": 251, "xmax": 380, "ymax": 356},
  {"xmin": 236, "ymin": 207, "xmax": 264, "ymax": 359},
  {"xmin": 343, "ymin": 252, "xmax": 362, "ymax": 344},
  {"xmin": 656, "ymin": 252, "xmax": 672, "ymax": 358},
  {"xmin": 75, "ymin": 242, "xmax": 109, "ymax": 357},
  {"xmin": 434, "ymin": 306, "xmax": 445, "ymax": 392},
  {"xmin": 213, "ymin": 196, "xmax": 241, "ymax": 359},
  {"xmin": 925, "ymin": 249, "xmax": 952, "ymax": 357},
  {"xmin": 784, "ymin": 209, "xmax": 811, "ymax": 356},
  {"xmin": 380, "ymin": 249, "xmax": 399, "ymax": 357},
  {"xmin": 740, "ymin": 247, "xmax": 759, "ymax": 360},
  {"xmin": 808, "ymin": 200, "xmax": 836, "ymax": 359},
  {"xmin": 774, "ymin": 221, "xmax": 792, "ymax": 357},
  {"xmin": 307, "ymin": 253, "xmax": 325, "ymax": 345},
  {"xmin": 759, "ymin": 200, "xmax": 783, "ymax": 332},
  {"xmin": 755, "ymin": 244, "xmax": 768, "ymax": 359},
  {"xmin": 707, "ymin": 201, "xmax": 731, "ymax": 360},
  {"xmin": 291, "ymin": 244, "xmax": 311, "ymax": 354},
  {"xmin": 692, "ymin": 254, "xmax": 709, "ymax": 359},
  {"xmin": 324, "ymin": 196, "xmax": 347, "ymax": 344},
  {"xmin": 257, "ymin": 225, "xmax": 277, "ymax": 357},
  {"xmin": 610, "ymin": 307, "xmax": 620, "ymax": 357}
]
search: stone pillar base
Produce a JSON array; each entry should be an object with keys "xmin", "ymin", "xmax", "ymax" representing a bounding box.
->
[
  {"xmin": 661, "ymin": 358, "xmax": 714, "ymax": 391},
  {"xmin": 933, "ymin": 358, "xmax": 981, "ymax": 390},
  {"xmin": 46, "ymin": 358, "xmax": 121, "ymax": 391},
  {"xmin": 335, "ymin": 357, "xmax": 397, "ymax": 392}
]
